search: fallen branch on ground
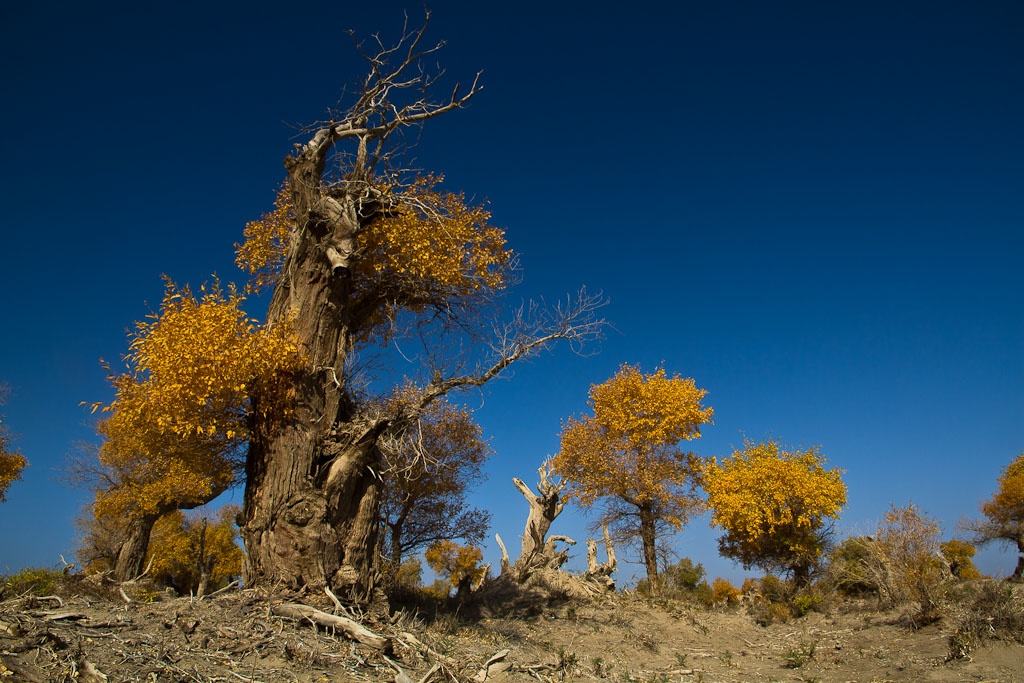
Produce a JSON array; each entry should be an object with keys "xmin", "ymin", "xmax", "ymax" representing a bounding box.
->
[{"xmin": 271, "ymin": 602, "xmax": 391, "ymax": 652}]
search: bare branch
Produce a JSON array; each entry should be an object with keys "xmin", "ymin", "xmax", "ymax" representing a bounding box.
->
[{"xmin": 409, "ymin": 289, "xmax": 607, "ymax": 415}]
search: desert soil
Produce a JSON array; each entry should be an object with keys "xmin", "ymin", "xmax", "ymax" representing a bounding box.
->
[{"xmin": 1, "ymin": 586, "xmax": 1021, "ymax": 682}]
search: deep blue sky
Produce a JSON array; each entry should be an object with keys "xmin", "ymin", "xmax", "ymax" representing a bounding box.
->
[{"xmin": 1, "ymin": 1, "xmax": 1021, "ymax": 584}]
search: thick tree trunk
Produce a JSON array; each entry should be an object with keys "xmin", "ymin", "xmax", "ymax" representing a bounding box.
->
[
  {"xmin": 114, "ymin": 513, "xmax": 159, "ymax": 582},
  {"xmin": 388, "ymin": 508, "xmax": 410, "ymax": 568},
  {"xmin": 234, "ymin": 24, "xmax": 592, "ymax": 601},
  {"xmin": 638, "ymin": 505, "xmax": 659, "ymax": 592},
  {"xmin": 236, "ymin": 116, "xmax": 395, "ymax": 599},
  {"xmin": 1011, "ymin": 539, "xmax": 1024, "ymax": 582}
]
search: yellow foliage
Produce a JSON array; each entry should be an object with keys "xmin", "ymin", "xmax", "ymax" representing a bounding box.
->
[
  {"xmin": 234, "ymin": 176, "xmax": 512, "ymax": 314},
  {"xmin": 149, "ymin": 506, "xmax": 243, "ymax": 594},
  {"xmin": 553, "ymin": 364, "xmax": 713, "ymax": 515},
  {"xmin": 0, "ymin": 446, "xmax": 25, "ymax": 504},
  {"xmin": 941, "ymin": 539, "xmax": 982, "ymax": 580},
  {"xmin": 0, "ymin": 387, "xmax": 26, "ymax": 503},
  {"xmin": 703, "ymin": 439, "xmax": 846, "ymax": 575},
  {"xmin": 235, "ymin": 186, "xmax": 294, "ymax": 293},
  {"xmin": 983, "ymin": 452, "xmax": 1024, "ymax": 525},
  {"xmin": 711, "ymin": 577, "xmax": 741, "ymax": 605},
  {"xmin": 424, "ymin": 540, "xmax": 487, "ymax": 590},
  {"xmin": 360, "ymin": 176, "xmax": 510, "ymax": 292},
  {"xmin": 93, "ymin": 280, "xmax": 302, "ymax": 518}
]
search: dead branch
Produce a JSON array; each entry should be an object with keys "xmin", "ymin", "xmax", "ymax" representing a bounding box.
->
[
  {"xmin": 271, "ymin": 602, "xmax": 390, "ymax": 652},
  {"xmin": 409, "ymin": 289, "xmax": 607, "ymax": 418}
]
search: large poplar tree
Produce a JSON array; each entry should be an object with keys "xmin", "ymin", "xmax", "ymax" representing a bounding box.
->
[{"xmin": 234, "ymin": 18, "xmax": 602, "ymax": 600}]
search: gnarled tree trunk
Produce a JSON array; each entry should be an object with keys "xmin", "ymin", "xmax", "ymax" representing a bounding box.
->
[
  {"xmin": 238, "ymin": 18, "xmax": 603, "ymax": 602},
  {"xmin": 496, "ymin": 463, "xmax": 574, "ymax": 582},
  {"xmin": 114, "ymin": 513, "xmax": 160, "ymax": 581},
  {"xmin": 1012, "ymin": 538, "xmax": 1024, "ymax": 582},
  {"xmin": 238, "ymin": 19, "xmax": 482, "ymax": 601}
]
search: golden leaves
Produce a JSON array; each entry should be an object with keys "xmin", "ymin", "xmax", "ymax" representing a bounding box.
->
[
  {"xmin": 94, "ymin": 280, "xmax": 302, "ymax": 517},
  {"xmin": 702, "ymin": 439, "xmax": 846, "ymax": 566},
  {"xmin": 235, "ymin": 186, "xmax": 293, "ymax": 293},
  {"xmin": 149, "ymin": 506, "xmax": 243, "ymax": 593},
  {"xmin": 0, "ymin": 387, "xmax": 26, "ymax": 503},
  {"xmin": 360, "ymin": 175, "xmax": 511, "ymax": 294},
  {"xmin": 983, "ymin": 452, "xmax": 1024, "ymax": 524},
  {"xmin": 235, "ymin": 176, "xmax": 512, "ymax": 335},
  {"xmin": 424, "ymin": 539, "xmax": 487, "ymax": 589},
  {"xmin": 552, "ymin": 364, "xmax": 713, "ymax": 511},
  {"xmin": 0, "ymin": 448, "xmax": 26, "ymax": 504}
]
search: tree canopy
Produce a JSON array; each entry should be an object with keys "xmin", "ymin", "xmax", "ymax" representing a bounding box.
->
[
  {"xmin": 149, "ymin": 506, "xmax": 244, "ymax": 597},
  {"xmin": 552, "ymin": 364, "xmax": 713, "ymax": 588},
  {"xmin": 424, "ymin": 540, "xmax": 487, "ymax": 596},
  {"xmin": 85, "ymin": 281, "xmax": 300, "ymax": 579},
  {"xmin": 964, "ymin": 452, "xmax": 1024, "ymax": 580},
  {"xmin": 0, "ymin": 384, "xmax": 26, "ymax": 503},
  {"xmin": 379, "ymin": 389, "xmax": 491, "ymax": 570},
  {"xmin": 702, "ymin": 439, "xmax": 846, "ymax": 584}
]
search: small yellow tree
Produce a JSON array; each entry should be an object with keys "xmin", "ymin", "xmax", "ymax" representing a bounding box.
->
[
  {"xmin": 0, "ymin": 384, "xmax": 26, "ymax": 502},
  {"xmin": 149, "ymin": 506, "xmax": 244, "ymax": 596},
  {"xmin": 88, "ymin": 280, "xmax": 300, "ymax": 580},
  {"xmin": 424, "ymin": 540, "xmax": 487, "ymax": 596},
  {"xmin": 703, "ymin": 439, "xmax": 846, "ymax": 585},
  {"xmin": 964, "ymin": 452, "xmax": 1024, "ymax": 581},
  {"xmin": 940, "ymin": 539, "xmax": 981, "ymax": 580},
  {"xmin": 552, "ymin": 364, "xmax": 713, "ymax": 588}
]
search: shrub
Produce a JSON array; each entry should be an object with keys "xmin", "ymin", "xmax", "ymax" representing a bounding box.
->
[
  {"xmin": 711, "ymin": 577, "xmax": 740, "ymax": 606},
  {"xmin": 639, "ymin": 557, "xmax": 713, "ymax": 605},
  {"xmin": 2, "ymin": 567, "xmax": 62, "ymax": 597},
  {"xmin": 750, "ymin": 601, "xmax": 792, "ymax": 626},
  {"xmin": 946, "ymin": 580, "xmax": 1024, "ymax": 659},
  {"xmin": 828, "ymin": 504, "xmax": 947, "ymax": 622},
  {"xmin": 745, "ymin": 575, "xmax": 795, "ymax": 625},
  {"xmin": 827, "ymin": 536, "xmax": 876, "ymax": 596}
]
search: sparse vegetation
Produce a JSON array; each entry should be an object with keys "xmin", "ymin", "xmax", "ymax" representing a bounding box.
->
[
  {"xmin": 1, "ymin": 566, "xmax": 62, "ymax": 598},
  {"xmin": 783, "ymin": 639, "xmax": 818, "ymax": 668},
  {"xmin": 946, "ymin": 580, "xmax": 1024, "ymax": 659}
]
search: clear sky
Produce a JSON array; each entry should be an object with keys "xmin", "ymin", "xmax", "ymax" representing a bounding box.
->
[{"xmin": 1, "ymin": 1, "xmax": 1021, "ymax": 585}]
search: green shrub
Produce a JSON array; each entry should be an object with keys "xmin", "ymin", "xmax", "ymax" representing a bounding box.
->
[
  {"xmin": 2, "ymin": 566, "xmax": 62, "ymax": 597},
  {"xmin": 638, "ymin": 557, "xmax": 713, "ymax": 604},
  {"xmin": 783, "ymin": 640, "xmax": 818, "ymax": 668}
]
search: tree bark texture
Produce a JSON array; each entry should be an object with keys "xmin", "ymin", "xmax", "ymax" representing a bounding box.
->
[
  {"xmin": 236, "ymin": 19, "xmax": 599, "ymax": 600},
  {"xmin": 507, "ymin": 466, "xmax": 567, "ymax": 581},
  {"xmin": 639, "ymin": 505, "xmax": 660, "ymax": 591},
  {"xmin": 239, "ymin": 21, "xmax": 479, "ymax": 600},
  {"xmin": 114, "ymin": 513, "xmax": 159, "ymax": 582}
]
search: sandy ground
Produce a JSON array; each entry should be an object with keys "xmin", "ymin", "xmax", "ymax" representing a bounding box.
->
[{"xmin": 1, "ymin": 585, "xmax": 1021, "ymax": 682}]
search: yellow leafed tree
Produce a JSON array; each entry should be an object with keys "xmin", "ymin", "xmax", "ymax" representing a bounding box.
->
[
  {"xmin": 424, "ymin": 539, "xmax": 487, "ymax": 597},
  {"xmin": 552, "ymin": 364, "xmax": 713, "ymax": 588},
  {"xmin": 89, "ymin": 280, "xmax": 300, "ymax": 580},
  {"xmin": 0, "ymin": 383, "xmax": 26, "ymax": 503},
  {"xmin": 702, "ymin": 438, "xmax": 846, "ymax": 585},
  {"xmin": 149, "ymin": 506, "xmax": 244, "ymax": 597},
  {"xmin": 963, "ymin": 451, "xmax": 1024, "ymax": 581}
]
